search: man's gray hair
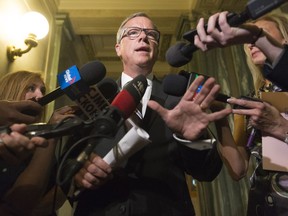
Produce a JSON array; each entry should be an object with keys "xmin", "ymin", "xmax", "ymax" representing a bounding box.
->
[{"xmin": 116, "ymin": 12, "xmax": 158, "ymax": 43}]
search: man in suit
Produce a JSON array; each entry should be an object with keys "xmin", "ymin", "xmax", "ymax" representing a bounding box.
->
[{"xmin": 70, "ymin": 12, "xmax": 231, "ymax": 216}]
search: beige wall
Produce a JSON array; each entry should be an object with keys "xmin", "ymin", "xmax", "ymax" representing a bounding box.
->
[
  {"xmin": 0, "ymin": 0, "xmax": 62, "ymax": 120},
  {"xmin": 0, "ymin": 0, "xmax": 50, "ymax": 77}
]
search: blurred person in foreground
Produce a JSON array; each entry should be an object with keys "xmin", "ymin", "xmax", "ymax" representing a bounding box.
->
[
  {"xmin": 195, "ymin": 12, "xmax": 288, "ymax": 215},
  {"xmin": 0, "ymin": 71, "xmax": 78, "ymax": 215}
]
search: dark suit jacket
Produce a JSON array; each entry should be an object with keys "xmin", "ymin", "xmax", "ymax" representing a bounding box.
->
[
  {"xmin": 71, "ymin": 77, "xmax": 222, "ymax": 216},
  {"xmin": 263, "ymin": 44, "xmax": 288, "ymax": 91}
]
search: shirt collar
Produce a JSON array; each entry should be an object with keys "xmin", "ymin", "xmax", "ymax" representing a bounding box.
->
[
  {"xmin": 121, "ymin": 72, "xmax": 153, "ymax": 116},
  {"xmin": 121, "ymin": 72, "xmax": 153, "ymax": 89}
]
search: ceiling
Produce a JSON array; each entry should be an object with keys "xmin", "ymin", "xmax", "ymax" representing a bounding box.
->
[{"xmin": 55, "ymin": 0, "xmax": 249, "ymax": 78}]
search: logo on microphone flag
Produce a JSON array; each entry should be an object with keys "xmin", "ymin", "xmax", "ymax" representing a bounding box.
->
[
  {"xmin": 57, "ymin": 65, "xmax": 90, "ymax": 100},
  {"xmin": 58, "ymin": 65, "xmax": 81, "ymax": 89}
]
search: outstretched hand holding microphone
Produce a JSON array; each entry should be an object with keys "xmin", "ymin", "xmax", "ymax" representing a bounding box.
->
[{"xmin": 166, "ymin": 0, "xmax": 287, "ymax": 67}]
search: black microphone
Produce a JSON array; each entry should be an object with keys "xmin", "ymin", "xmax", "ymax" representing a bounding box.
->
[
  {"xmin": 74, "ymin": 76, "xmax": 119, "ymax": 118},
  {"xmin": 59, "ymin": 74, "xmax": 148, "ymax": 184},
  {"xmin": 37, "ymin": 61, "xmax": 106, "ymax": 106},
  {"xmin": 22, "ymin": 79, "xmax": 119, "ymax": 139},
  {"xmin": 166, "ymin": 0, "xmax": 287, "ymax": 67},
  {"xmin": 163, "ymin": 72, "xmax": 230, "ymax": 103},
  {"xmin": 165, "ymin": 42, "xmax": 196, "ymax": 68},
  {"xmin": 96, "ymin": 77, "xmax": 119, "ymax": 102},
  {"xmin": 92, "ymin": 74, "xmax": 148, "ymax": 135}
]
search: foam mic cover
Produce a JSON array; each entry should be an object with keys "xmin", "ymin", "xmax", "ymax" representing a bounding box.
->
[
  {"xmin": 37, "ymin": 60, "xmax": 106, "ymax": 106},
  {"xmin": 163, "ymin": 74, "xmax": 188, "ymax": 97},
  {"xmin": 96, "ymin": 77, "xmax": 119, "ymax": 102},
  {"xmin": 165, "ymin": 42, "xmax": 196, "ymax": 67},
  {"xmin": 163, "ymin": 73, "xmax": 230, "ymax": 103},
  {"xmin": 79, "ymin": 60, "xmax": 106, "ymax": 85}
]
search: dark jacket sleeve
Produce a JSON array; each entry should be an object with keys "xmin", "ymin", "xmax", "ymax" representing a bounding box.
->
[
  {"xmin": 263, "ymin": 45, "xmax": 288, "ymax": 91},
  {"xmin": 164, "ymin": 93, "xmax": 222, "ymax": 182},
  {"xmin": 177, "ymin": 140, "xmax": 222, "ymax": 182}
]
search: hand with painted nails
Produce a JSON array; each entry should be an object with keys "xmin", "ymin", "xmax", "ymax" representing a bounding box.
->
[{"xmin": 228, "ymin": 97, "xmax": 288, "ymax": 141}]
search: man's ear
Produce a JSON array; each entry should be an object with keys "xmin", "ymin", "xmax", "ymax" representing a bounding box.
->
[{"xmin": 115, "ymin": 43, "xmax": 121, "ymax": 57}]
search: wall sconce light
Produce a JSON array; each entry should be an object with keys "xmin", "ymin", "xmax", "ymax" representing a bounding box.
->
[{"xmin": 7, "ymin": 11, "xmax": 49, "ymax": 62}]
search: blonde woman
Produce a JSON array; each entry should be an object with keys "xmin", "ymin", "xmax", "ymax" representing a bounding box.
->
[
  {"xmin": 0, "ymin": 71, "xmax": 77, "ymax": 215},
  {"xmin": 195, "ymin": 13, "xmax": 288, "ymax": 215},
  {"xmin": 243, "ymin": 15, "xmax": 288, "ymax": 97}
]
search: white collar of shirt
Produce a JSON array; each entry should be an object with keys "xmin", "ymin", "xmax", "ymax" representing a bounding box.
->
[{"xmin": 121, "ymin": 72, "xmax": 153, "ymax": 116}]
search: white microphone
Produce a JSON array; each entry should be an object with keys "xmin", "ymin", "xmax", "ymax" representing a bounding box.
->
[{"xmin": 103, "ymin": 126, "xmax": 151, "ymax": 167}]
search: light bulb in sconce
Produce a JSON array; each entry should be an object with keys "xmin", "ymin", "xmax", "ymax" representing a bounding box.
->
[{"xmin": 7, "ymin": 11, "xmax": 49, "ymax": 62}]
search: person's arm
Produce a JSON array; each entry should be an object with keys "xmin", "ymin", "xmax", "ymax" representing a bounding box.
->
[
  {"xmin": 0, "ymin": 106, "xmax": 78, "ymax": 215},
  {"xmin": 208, "ymin": 101, "xmax": 249, "ymax": 180},
  {"xmin": 194, "ymin": 11, "xmax": 284, "ymax": 63},
  {"xmin": 0, "ymin": 124, "xmax": 48, "ymax": 165},
  {"xmin": 215, "ymin": 114, "xmax": 250, "ymax": 180},
  {"xmin": 1, "ymin": 139, "xmax": 57, "ymax": 216},
  {"xmin": 228, "ymin": 97, "xmax": 288, "ymax": 142},
  {"xmin": 0, "ymin": 100, "xmax": 43, "ymax": 126},
  {"xmin": 148, "ymin": 76, "xmax": 232, "ymax": 141},
  {"xmin": 194, "ymin": 11, "xmax": 288, "ymax": 90},
  {"xmin": 31, "ymin": 186, "xmax": 67, "ymax": 216},
  {"xmin": 148, "ymin": 76, "xmax": 232, "ymax": 181},
  {"xmin": 175, "ymin": 138, "xmax": 223, "ymax": 181},
  {"xmin": 263, "ymin": 45, "xmax": 288, "ymax": 90}
]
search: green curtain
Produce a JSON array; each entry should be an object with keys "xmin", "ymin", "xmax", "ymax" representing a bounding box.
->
[{"xmin": 186, "ymin": 45, "xmax": 255, "ymax": 216}]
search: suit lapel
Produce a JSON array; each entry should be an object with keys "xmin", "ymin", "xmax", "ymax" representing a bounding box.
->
[
  {"xmin": 142, "ymin": 78, "xmax": 168, "ymax": 130},
  {"xmin": 116, "ymin": 75, "xmax": 168, "ymax": 131}
]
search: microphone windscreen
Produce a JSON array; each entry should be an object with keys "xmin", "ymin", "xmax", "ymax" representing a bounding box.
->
[
  {"xmin": 163, "ymin": 74, "xmax": 187, "ymax": 96},
  {"xmin": 96, "ymin": 78, "xmax": 119, "ymax": 102},
  {"xmin": 163, "ymin": 72, "xmax": 231, "ymax": 103},
  {"xmin": 79, "ymin": 60, "xmax": 106, "ymax": 85},
  {"xmin": 37, "ymin": 61, "xmax": 106, "ymax": 107},
  {"xmin": 165, "ymin": 42, "xmax": 192, "ymax": 67}
]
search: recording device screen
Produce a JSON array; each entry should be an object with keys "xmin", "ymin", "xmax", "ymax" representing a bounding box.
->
[
  {"xmin": 182, "ymin": 71, "xmax": 264, "ymax": 108},
  {"xmin": 179, "ymin": 70, "xmax": 231, "ymax": 103},
  {"xmin": 163, "ymin": 70, "xmax": 230, "ymax": 103},
  {"xmin": 179, "ymin": 70, "xmax": 209, "ymax": 93}
]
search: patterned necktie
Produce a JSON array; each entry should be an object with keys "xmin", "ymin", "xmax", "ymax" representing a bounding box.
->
[{"xmin": 125, "ymin": 102, "xmax": 143, "ymax": 130}]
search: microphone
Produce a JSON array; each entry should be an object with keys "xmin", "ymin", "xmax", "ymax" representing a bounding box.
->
[
  {"xmin": 163, "ymin": 73, "xmax": 188, "ymax": 97},
  {"xmin": 163, "ymin": 71, "xmax": 230, "ymax": 103},
  {"xmin": 165, "ymin": 42, "xmax": 195, "ymax": 68},
  {"xmin": 246, "ymin": 128, "xmax": 257, "ymax": 149},
  {"xmin": 37, "ymin": 60, "xmax": 106, "ymax": 106},
  {"xmin": 96, "ymin": 77, "xmax": 119, "ymax": 102},
  {"xmin": 14, "ymin": 79, "xmax": 119, "ymax": 140},
  {"xmin": 59, "ymin": 74, "xmax": 148, "ymax": 184},
  {"xmin": 74, "ymin": 77, "xmax": 118, "ymax": 118},
  {"xmin": 166, "ymin": 0, "xmax": 287, "ymax": 67},
  {"xmin": 92, "ymin": 74, "xmax": 148, "ymax": 135}
]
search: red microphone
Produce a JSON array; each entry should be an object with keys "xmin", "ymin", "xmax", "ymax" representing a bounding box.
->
[
  {"xmin": 91, "ymin": 74, "xmax": 147, "ymax": 135},
  {"xmin": 111, "ymin": 74, "xmax": 147, "ymax": 119},
  {"xmin": 58, "ymin": 74, "xmax": 148, "ymax": 185}
]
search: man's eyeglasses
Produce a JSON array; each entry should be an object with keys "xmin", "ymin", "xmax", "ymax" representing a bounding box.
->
[{"xmin": 119, "ymin": 27, "xmax": 160, "ymax": 43}]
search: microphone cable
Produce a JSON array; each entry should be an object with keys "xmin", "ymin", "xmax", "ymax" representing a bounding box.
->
[{"xmin": 56, "ymin": 132, "xmax": 111, "ymax": 187}]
